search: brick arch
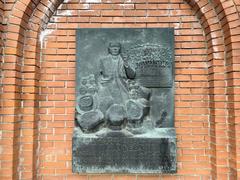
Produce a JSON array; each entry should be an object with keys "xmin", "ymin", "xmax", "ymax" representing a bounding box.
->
[
  {"xmin": 1, "ymin": 0, "xmax": 40, "ymax": 179},
  {"xmin": 212, "ymin": 0, "xmax": 240, "ymax": 177},
  {"xmin": 23, "ymin": 0, "xmax": 224, "ymax": 179},
  {"xmin": 1, "ymin": 0, "xmax": 240, "ymax": 179},
  {"xmin": 1, "ymin": 0, "xmax": 63, "ymax": 178},
  {"xmin": 184, "ymin": 0, "xmax": 235, "ymax": 178},
  {"xmin": 187, "ymin": 2, "xmax": 227, "ymax": 178},
  {"xmin": 19, "ymin": 0, "xmax": 64, "ymax": 178}
]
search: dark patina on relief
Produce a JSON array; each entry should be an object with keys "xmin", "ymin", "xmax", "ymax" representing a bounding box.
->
[{"xmin": 73, "ymin": 28, "xmax": 176, "ymax": 173}]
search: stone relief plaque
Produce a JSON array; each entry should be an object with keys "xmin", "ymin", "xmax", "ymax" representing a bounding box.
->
[{"xmin": 73, "ymin": 28, "xmax": 176, "ymax": 173}]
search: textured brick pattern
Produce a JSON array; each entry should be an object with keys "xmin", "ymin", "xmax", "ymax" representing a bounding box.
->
[
  {"xmin": 38, "ymin": 1, "xmax": 210, "ymax": 179},
  {"xmin": 0, "ymin": 0, "xmax": 4, "ymax": 178},
  {"xmin": 0, "ymin": 0, "xmax": 240, "ymax": 179},
  {"xmin": 0, "ymin": 0, "xmax": 3, "ymax": 66}
]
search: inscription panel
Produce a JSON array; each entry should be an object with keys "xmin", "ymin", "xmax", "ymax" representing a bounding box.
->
[
  {"xmin": 73, "ymin": 28, "xmax": 176, "ymax": 173},
  {"xmin": 73, "ymin": 131, "xmax": 176, "ymax": 173}
]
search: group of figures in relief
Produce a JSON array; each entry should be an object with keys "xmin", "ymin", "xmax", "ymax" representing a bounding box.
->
[{"xmin": 75, "ymin": 42, "xmax": 152, "ymax": 134}]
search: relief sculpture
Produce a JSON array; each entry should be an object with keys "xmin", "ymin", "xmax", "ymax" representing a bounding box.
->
[
  {"xmin": 73, "ymin": 28, "xmax": 177, "ymax": 173},
  {"xmin": 76, "ymin": 42, "xmax": 152, "ymax": 133}
]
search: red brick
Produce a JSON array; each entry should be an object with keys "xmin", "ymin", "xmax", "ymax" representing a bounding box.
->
[
  {"xmin": 113, "ymin": 175, "xmax": 137, "ymax": 180},
  {"xmin": 2, "ymin": 0, "xmax": 240, "ymax": 179},
  {"xmin": 89, "ymin": 175, "xmax": 113, "ymax": 180}
]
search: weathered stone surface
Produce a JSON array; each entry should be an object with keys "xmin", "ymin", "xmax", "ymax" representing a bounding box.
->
[
  {"xmin": 79, "ymin": 95, "xmax": 93, "ymax": 111},
  {"xmin": 106, "ymin": 104, "xmax": 126, "ymax": 130},
  {"xmin": 73, "ymin": 28, "xmax": 176, "ymax": 173},
  {"xmin": 126, "ymin": 100, "xmax": 144, "ymax": 127},
  {"xmin": 72, "ymin": 128, "xmax": 176, "ymax": 173},
  {"xmin": 76, "ymin": 110, "xmax": 104, "ymax": 132}
]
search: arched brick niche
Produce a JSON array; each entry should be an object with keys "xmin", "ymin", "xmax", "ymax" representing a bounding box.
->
[
  {"xmin": 0, "ymin": 0, "xmax": 240, "ymax": 179},
  {"xmin": 0, "ymin": 0, "xmax": 3, "ymax": 92},
  {"xmin": 39, "ymin": 0, "xmax": 211, "ymax": 179},
  {"xmin": 0, "ymin": 0, "xmax": 3, "ymax": 54}
]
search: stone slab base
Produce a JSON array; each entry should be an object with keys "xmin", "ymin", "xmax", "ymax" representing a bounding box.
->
[{"xmin": 72, "ymin": 129, "xmax": 177, "ymax": 173}]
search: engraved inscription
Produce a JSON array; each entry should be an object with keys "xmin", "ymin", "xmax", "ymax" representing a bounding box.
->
[{"xmin": 73, "ymin": 136, "xmax": 177, "ymax": 173}]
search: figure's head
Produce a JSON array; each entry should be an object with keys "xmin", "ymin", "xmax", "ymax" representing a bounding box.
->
[
  {"xmin": 88, "ymin": 74, "xmax": 95, "ymax": 85},
  {"xmin": 81, "ymin": 77, "xmax": 88, "ymax": 85},
  {"xmin": 130, "ymin": 89, "xmax": 139, "ymax": 99},
  {"xmin": 108, "ymin": 42, "xmax": 121, "ymax": 56}
]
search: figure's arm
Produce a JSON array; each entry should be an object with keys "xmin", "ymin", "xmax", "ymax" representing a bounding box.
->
[
  {"xmin": 99, "ymin": 58, "xmax": 107, "ymax": 80},
  {"xmin": 121, "ymin": 55, "xmax": 136, "ymax": 79},
  {"xmin": 99, "ymin": 59, "xmax": 104, "ymax": 76},
  {"xmin": 99, "ymin": 58, "xmax": 110, "ymax": 83},
  {"xmin": 76, "ymin": 96, "xmax": 82, "ymax": 114},
  {"xmin": 124, "ymin": 64, "xmax": 136, "ymax": 79}
]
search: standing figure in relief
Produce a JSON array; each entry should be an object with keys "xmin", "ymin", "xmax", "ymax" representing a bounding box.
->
[{"xmin": 98, "ymin": 42, "xmax": 136, "ymax": 105}]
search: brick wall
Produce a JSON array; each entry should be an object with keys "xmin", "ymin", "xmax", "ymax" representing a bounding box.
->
[
  {"xmin": 0, "ymin": 0, "xmax": 3, "ymax": 177},
  {"xmin": 0, "ymin": 0, "xmax": 240, "ymax": 179},
  {"xmin": 38, "ymin": 0, "xmax": 210, "ymax": 179},
  {"xmin": 0, "ymin": 0, "xmax": 3, "ymax": 62}
]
